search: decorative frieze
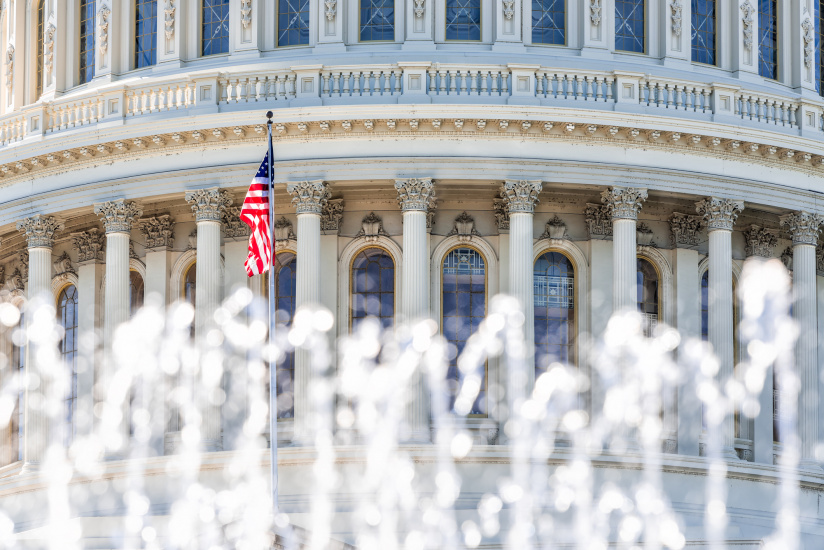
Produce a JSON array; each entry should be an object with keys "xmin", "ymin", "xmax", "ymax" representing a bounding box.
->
[
  {"xmin": 695, "ymin": 197, "xmax": 744, "ymax": 231},
  {"xmin": 16, "ymin": 215, "xmax": 63, "ymax": 248},
  {"xmin": 321, "ymin": 198, "xmax": 344, "ymax": 234},
  {"xmin": 72, "ymin": 228, "xmax": 106, "ymax": 262},
  {"xmin": 669, "ymin": 212, "xmax": 703, "ymax": 247},
  {"xmin": 601, "ymin": 187, "xmax": 648, "ymax": 220},
  {"xmin": 139, "ymin": 215, "xmax": 175, "ymax": 249},
  {"xmin": 500, "ymin": 180, "xmax": 542, "ymax": 213},
  {"xmin": 395, "ymin": 177, "xmax": 436, "ymax": 212},
  {"xmin": 355, "ymin": 212, "xmax": 389, "ymax": 243},
  {"xmin": 780, "ymin": 211, "xmax": 824, "ymax": 246},
  {"xmin": 743, "ymin": 225, "xmax": 777, "ymax": 258},
  {"xmin": 288, "ymin": 180, "xmax": 329, "ymax": 215},
  {"xmin": 185, "ymin": 189, "xmax": 232, "ymax": 222},
  {"xmin": 584, "ymin": 203, "xmax": 612, "ymax": 238},
  {"xmin": 94, "ymin": 200, "xmax": 143, "ymax": 233},
  {"xmin": 274, "ymin": 216, "xmax": 296, "ymax": 243},
  {"xmin": 446, "ymin": 212, "xmax": 481, "ymax": 243},
  {"xmin": 221, "ymin": 207, "xmax": 250, "ymax": 239},
  {"xmin": 539, "ymin": 215, "xmax": 566, "ymax": 240}
]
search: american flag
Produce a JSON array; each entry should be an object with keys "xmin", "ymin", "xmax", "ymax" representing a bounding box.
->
[{"xmin": 240, "ymin": 151, "xmax": 272, "ymax": 277}]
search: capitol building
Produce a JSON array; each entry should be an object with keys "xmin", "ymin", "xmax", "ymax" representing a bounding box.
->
[{"xmin": 2, "ymin": 0, "xmax": 824, "ymax": 548}]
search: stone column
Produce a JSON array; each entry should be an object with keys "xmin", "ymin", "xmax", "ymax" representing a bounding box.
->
[
  {"xmin": 185, "ymin": 188, "xmax": 232, "ymax": 452},
  {"xmin": 395, "ymin": 178, "xmax": 436, "ymax": 442},
  {"xmin": 696, "ymin": 197, "xmax": 744, "ymax": 459},
  {"xmin": 287, "ymin": 180, "xmax": 329, "ymax": 445},
  {"xmin": 501, "ymin": 180, "xmax": 542, "ymax": 392},
  {"xmin": 602, "ymin": 187, "xmax": 648, "ymax": 313},
  {"xmin": 16, "ymin": 215, "xmax": 63, "ymax": 466},
  {"xmin": 780, "ymin": 211, "xmax": 824, "ymax": 469}
]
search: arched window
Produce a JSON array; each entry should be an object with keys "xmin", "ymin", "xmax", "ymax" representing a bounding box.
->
[
  {"xmin": 615, "ymin": 0, "xmax": 645, "ymax": 53},
  {"xmin": 534, "ymin": 251, "xmax": 574, "ymax": 373},
  {"xmin": 274, "ymin": 252, "xmax": 296, "ymax": 419},
  {"xmin": 35, "ymin": 0, "xmax": 44, "ymax": 98},
  {"xmin": 351, "ymin": 248, "xmax": 394, "ymax": 330},
  {"xmin": 136, "ymin": 0, "xmax": 158, "ymax": 68},
  {"xmin": 360, "ymin": 0, "xmax": 394, "ymax": 42},
  {"xmin": 758, "ymin": 0, "xmax": 778, "ymax": 79},
  {"xmin": 202, "ymin": 0, "xmax": 230, "ymax": 56},
  {"xmin": 442, "ymin": 247, "xmax": 486, "ymax": 414},
  {"xmin": 446, "ymin": 0, "xmax": 481, "ymax": 41},
  {"xmin": 79, "ymin": 0, "xmax": 96, "ymax": 84},
  {"xmin": 277, "ymin": 0, "xmax": 310, "ymax": 46},
  {"xmin": 12, "ymin": 312, "xmax": 24, "ymax": 462},
  {"xmin": 691, "ymin": 0, "xmax": 715, "ymax": 65},
  {"xmin": 58, "ymin": 285, "xmax": 78, "ymax": 448},
  {"xmin": 532, "ymin": 0, "xmax": 564, "ymax": 45},
  {"xmin": 637, "ymin": 258, "xmax": 659, "ymax": 336},
  {"xmin": 184, "ymin": 262, "xmax": 196, "ymax": 339},
  {"xmin": 129, "ymin": 270, "xmax": 145, "ymax": 316}
]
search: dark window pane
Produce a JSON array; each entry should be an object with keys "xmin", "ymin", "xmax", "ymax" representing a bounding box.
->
[
  {"xmin": 203, "ymin": 0, "xmax": 230, "ymax": 56},
  {"xmin": 615, "ymin": 0, "xmax": 644, "ymax": 52}
]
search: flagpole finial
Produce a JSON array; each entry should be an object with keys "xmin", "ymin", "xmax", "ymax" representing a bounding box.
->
[{"xmin": 266, "ymin": 111, "xmax": 273, "ymax": 123}]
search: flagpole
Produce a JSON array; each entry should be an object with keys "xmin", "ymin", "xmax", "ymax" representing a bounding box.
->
[{"xmin": 266, "ymin": 111, "xmax": 279, "ymax": 515}]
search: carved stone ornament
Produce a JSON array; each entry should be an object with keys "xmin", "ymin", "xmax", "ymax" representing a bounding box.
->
[
  {"xmin": 414, "ymin": 0, "xmax": 425, "ymax": 18},
  {"xmin": 670, "ymin": 0, "xmax": 683, "ymax": 36},
  {"xmin": 324, "ymin": 0, "xmax": 337, "ymax": 20},
  {"xmin": 802, "ymin": 16, "xmax": 815, "ymax": 68},
  {"xmin": 493, "ymin": 197, "xmax": 509, "ymax": 232},
  {"xmin": 590, "ymin": 0, "xmax": 601, "ymax": 26},
  {"xmin": 16, "ymin": 215, "xmax": 63, "ymax": 248},
  {"xmin": 94, "ymin": 200, "xmax": 143, "ymax": 233},
  {"xmin": 636, "ymin": 223, "xmax": 654, "ymax": 246},
  {"xmin": 97, "ymin": 4, "xmax": 111, "ymax": 56},
  {"xmin": 0, "ymin": 265, "xmax": 4, "ymax": 286},
  {"xmin": 741, "ymin": 0, "xmax": 755, "ymax": 50},
  {"xmin": 221, "ymin": 207, "xmax": 251, "ymax": 239},
  {"xmin": 274, "ymin": 216, "xmax": 296, "ymax": 243},
  {"xmin": 395, "ymin": 177, "xmax": 436, "ymax": 212},
  {"xmin": 53, "ymin": 251, "xmax": 75, "ymax": 276},
  {"xmin": 503, "ymin": 0, "xmax": 514, "ymax": 20},
  {"xmin": 584, "ymin": 203, "xmax": 612, "ymax": 238},
  {"xmin": 165, "ymin": 0, "xmax": 176, "ymax": 40},
  {"xmin": 18, "ymin": 251, "xmax": 28, "ymax": 279},
  {"xmin": 139, "ymin": 215, "xmax": 175, "ymax": 249},
  {"xmin": 669, "ymin": 212, "xmax": 702, "ymax": 247},
  {"xmin": 5, "ymin": 268, "xmax": 24, "ymax": 294},
  {"xmin": 187, "ymin": 229, "xmax": 197, "ymax": 250},
  {"xmin": 287, "ymin": 180, "xmax": 330, "ymax": 215},
  {"xmin": 44, "ymin": 24, "xmax": 55, "ymax": 77},
  {"xmin": 185, "ymin": 189, "xmax": 233, "ymax": 222},
  {"xmin": 695, "ymin": 197, "xmax": 744, "ymax": 232},
  {"xmin": 321, "ymin": 198, "xmax": 344, "ymax": 234},
  {"xmin": 241, "ymin": 0, "xmax": 252, "ymax": 29},
  {"xmin": 781, "ymin": 246, "xmax": 793, "ymax": 271},
  {"xmin": 780, "ymin": 211, "xmax": 824, "ymax": 246},
  {"xmin": 446, "ymin": 212, "xmax": 481, "ymax": 243},
  {"xmin": 539, "ymin": 215, "xmax": 566, "ymax": 240},
  {"xmin": 72, "ymin": 228, "xmax": 106, "ymax": 262},
  {"xmin": 355, "ymin": 212, "xmax": 389, "ymax": 243},
  {"xmin": 4, "ymin": 44, "xmax": 12, "ymax": 94},
  {"xmin": 816, "ymin": 244, "xmax": 824, "ymax": 274},
  {"xmin": 601, "ymin": 187, "xmax": 648, "ymax": 220},
  {"xmin": 500, "ymin": 180, "xmax": 542, "ymax": 213},
  {"xmin": 129, "ymin": 241, "xmax": 139, "ymax": 260},
  {"xmin": 743, "ymin": 225, "xmax": 777, "ymax": 258}
]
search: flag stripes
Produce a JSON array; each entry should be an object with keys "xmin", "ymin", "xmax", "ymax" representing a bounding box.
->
[{"xmin": 240, "ymin": 153, "xmax": 272, "ymax": 276}]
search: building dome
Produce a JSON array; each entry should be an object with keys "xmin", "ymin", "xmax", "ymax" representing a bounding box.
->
[{"xmin": 1, "ymin": 0, "xmax": 824, "ymax": 548}]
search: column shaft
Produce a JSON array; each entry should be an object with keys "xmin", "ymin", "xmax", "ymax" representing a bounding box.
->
[
  {"xmin": 509, "ymin": 212, "xmax": 535, "ymax": 387},
  {"xmin": 612, "ymin": 218, "xmax": 637, "ymax": 312},
  {"xmin": 104, "ymin": 233, "xmax": 130, "ymax": 345},
  {"xmin": 793, "ymin": 243, "xmax": 818, "ymax": 465}
]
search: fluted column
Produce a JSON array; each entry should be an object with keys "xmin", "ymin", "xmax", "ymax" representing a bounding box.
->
[
  {"xmin": 395, "ymin": 177, "xmax": 436, "ymax": 442},
  {"xmin": 697, "ymin": 197, "xmax": 744, "ymax": 459},
  {"xmin": 780, "ymin": 212, "xmax": 824, "ymax": 469},
  {"xmin": 287, "ymin": 180, "xmax": 329, "ymax": 445},
  {"xmin": 602, "ymin": 187, "xmax": 648, "ymax": 313},
  {"xmin": 16, "ymin": 215, "xmax": 63, "ymax": 466}
]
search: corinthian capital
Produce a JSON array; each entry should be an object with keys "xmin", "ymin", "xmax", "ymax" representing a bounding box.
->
[
  {"xmin": 94, "ymin": 200, "xmax": 143, "ymax": 233},
  {"xmin": 287, "ymin": 180, "xmax": 330, "ymax": 215},
  {"xmin": 743, "ymin": 224, "xmax": 777, "ymax": 258},
  {"xmin": 395, "ymin": 177, "xmax": 436, "ymax": 212},
  {"xmin": 17, "ymin": 215, "xmax": 63, "ymax": 248},
  {"xmin": 500, "ymin": 180, "xmax": 542, "ymax": 213},
  {"xmin": 185, "ymin": 188, "xmax": 233, "ymax": 222},
  {"xmin": 780, "ymin": 211, "xmax": 824, "ymax": 246},
  {"xmin": 601, "ymin": 186, "xmax": 648, "ymax": 220},
  {"xmin": 695, "ymin": 197, "xmax": 744, "ymax": 231},
  {"xmin": 72, "ymin": 228, "xmax": 106, "ymax": 262},
  {"xmin": 139, "ymin": 214, "xmax": 175, "ymax": 248}
]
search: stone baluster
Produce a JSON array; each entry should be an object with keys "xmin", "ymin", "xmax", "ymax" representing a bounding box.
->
[
  {"xmin": 696, "ymin": 197, "xmax": 744, "ymax": 460},
  {"xmin": 16, "ymin": 215, "xmax": 63, "ymax": 466},
  {"xmin": 780, "ymin": 211, "xmax": 824, "ymax": 469},
  {"xmin": 287, "ymin": 180, "xmax": 330, "ymax": 445},
  {"xmin": 395, "ymin": 177, "xmax": 436, "ymax": 442}
]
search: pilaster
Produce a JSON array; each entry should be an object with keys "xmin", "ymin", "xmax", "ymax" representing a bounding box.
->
[
  {"xmin": 93, "ymin": 1, "xmax": 116, "ymax": 82},
  {"xmin": 733, "ymin": 0, "xmax": 760, "ymax": 80},
  {"xmin": 157, "ymin": 0, "xmax": 185, "ymax": 66},
  {"xmin": 230, "ymin": 0, "xmax": 261, "ymax": 56}
]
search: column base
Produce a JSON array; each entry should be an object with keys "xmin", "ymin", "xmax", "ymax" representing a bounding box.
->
[{"xmin": 721, "ymin": 446, "xmax": 740, "ymax": 460}]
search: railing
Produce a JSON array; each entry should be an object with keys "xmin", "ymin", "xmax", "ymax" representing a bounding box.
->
[{"xmin": 0, "ymin": 62, "xmax": 821, "ymax": 149}]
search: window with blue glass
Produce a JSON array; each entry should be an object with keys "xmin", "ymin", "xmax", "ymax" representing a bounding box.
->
[
  {"xmin": 79, "ymin": 0, "xmax": 96, "ymax": 83},
  {"xmin": 202, "ymin": 0, "xmax": 230, "ymax": 56},
  {"xmin": 446, "ymin": 0, "xmax": 481, "ymax": 41},
  {"xmin": 817, "ymin": 0, "xmax": 823, "ymax": 94},
  {"xmin": 691, "ymin": 0, "xmax": 715, "ymax": 65},
  {"xmin": 758, "ymin": 0, "xmax": 778, "ymax": 79},
  {"xmin": 278, "ymin": 0, "xmax": 310, "ymax": 46},
  {"xmin": 615, "ymin": 0, "xmax": 645, "ymax": 53},
  {"xmin": 274, "ymin": 252, "xmax": 297, "ymax": 419},
  {"xmin": 36, "ymin": 1, "xmax": 44, "ymax": 98},
  {"xmin": 442, "ymin": 247, "xmax": 486, "ymax": 415},
  {"xmin": 534, "ymin": 251, "xmax": 574, "ymax": 375},
  {"xmin": 351, "ymin": 248, "xmax": 395, "ymax": 330},
  {"xmin": 58, "ymin": 285, "xmax": 78, "ymax": 448},
  {"xmin": 532, "ymin": 0, "xmax": 564, "ymax": 45},
  {"xmin": 136, "ymin": 0, "xmax": 157, "ymax": 68},
  {"xmin": 360, "ymin": 0, "xmax": 394, "ymax": 41}
]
